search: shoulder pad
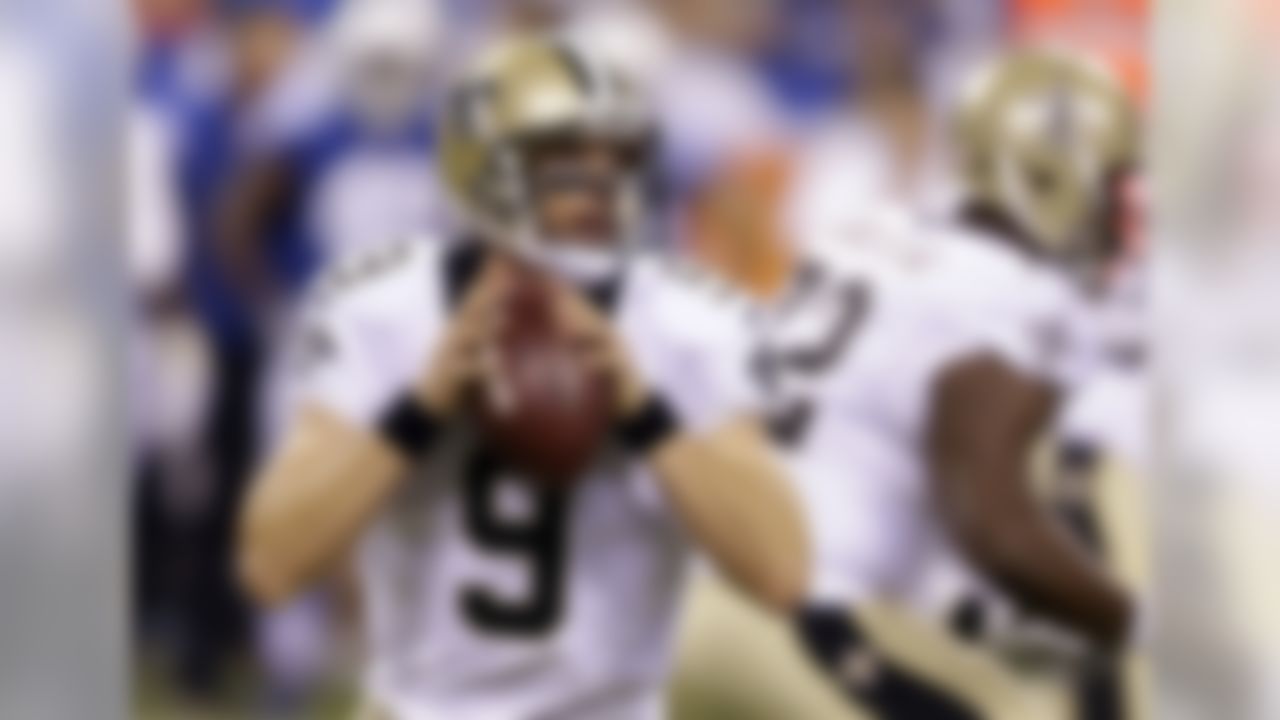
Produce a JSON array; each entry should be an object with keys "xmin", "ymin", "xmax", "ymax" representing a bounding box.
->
[
  {"xmin": 312, "ymin": 236, "xmax": 433, "ymax": 305},
  {"xmin": 649, "ymin": 254, "xmax": 752, "ymax": 308}
]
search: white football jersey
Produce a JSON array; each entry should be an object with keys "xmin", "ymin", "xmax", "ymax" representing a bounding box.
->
[
  {"xmin": 922, "ymin": 227, "xmax": 1100, "ymax": 392},
  {"xmin": 902, "ymin": 229, "xmax": 1122, "ymax": 621},
  {"xmin": 1057, "ymin": 259, "xmax": 1149, "ymax": 475},
  {"xmin": 289, "ymin": 238, "xmax": 760, "ymax": 720},
  {"xmin": 763, "ymin": 222, "xmax": 1093, "ymax": 609}
]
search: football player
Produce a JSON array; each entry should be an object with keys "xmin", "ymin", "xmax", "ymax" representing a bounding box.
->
[
  {"xmin": 236, "ymin": 38, "xmax": 807, "ymax": 720},
  {"xmin": 768, "ymin": 49, "xmax": 1143, "ymax": 719},
  {"xmin": 936, "ymin": 52, "xmax": 1148, "ymax": 720}
]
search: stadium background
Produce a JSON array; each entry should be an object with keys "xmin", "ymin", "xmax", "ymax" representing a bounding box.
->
[{"xmin": 126, "ymin": 0, "xmax": 1145, "ymax": 717}]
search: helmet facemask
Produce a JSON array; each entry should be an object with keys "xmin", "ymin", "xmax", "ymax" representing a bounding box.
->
[
  {"xmin": 498, "ymin": 127, "xmax": 655, "ymax": 284},
  {"xmin": 441, "ymin": 39, "xmax": 658, "ymax": 284},
  {"xmin": 955, "ymin": 49, "xmax": 1139, "ymax": 289}
]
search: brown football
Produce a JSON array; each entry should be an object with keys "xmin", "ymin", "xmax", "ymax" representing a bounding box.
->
[{"xmin": 475, "ymin": 270, "xmax": 613, "ymax": 490}]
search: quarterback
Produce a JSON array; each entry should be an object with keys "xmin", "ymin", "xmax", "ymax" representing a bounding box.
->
[
  {"xmin": 237, "ymin": 39, "xmax": 807, "ymax": 720},
  {"xmin": 771, "ymin": 50, "xmax": 1143, "ymax": 718}
]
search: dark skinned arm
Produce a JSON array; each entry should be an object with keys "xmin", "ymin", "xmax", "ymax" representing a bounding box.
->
[
  {"xmin": 214, "ymin": 155, "xmax": 298, "ymax": 301},
  {"xmin": 927, "ymin": 352, "xmax": 1134, "ymax": 650}
]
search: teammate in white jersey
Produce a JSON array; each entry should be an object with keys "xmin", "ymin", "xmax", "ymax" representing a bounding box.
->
[
  {"xmin": 774, "ymin": 50, "xmax": 1143, "ymax": 719},
  {"xmin": 237, "ymin": 39, "xmax": 808, "ymax": 720}
]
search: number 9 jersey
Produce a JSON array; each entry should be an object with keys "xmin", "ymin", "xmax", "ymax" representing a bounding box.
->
[{"xmin": 283, "ymin": 237, "xmax": 762, "ymax": 720}]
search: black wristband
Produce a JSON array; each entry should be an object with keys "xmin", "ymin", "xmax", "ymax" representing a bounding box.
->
[
  {"xmin": 617, "ymin": 394, "xmax": 681, "ymax": 456},
  {"xmin": 796, "ymin": 605, "xmax": 983, "ymax": 720},
  {"xmin": 377, "ymin": 394, "xmax": 443, "ymax": 458}
]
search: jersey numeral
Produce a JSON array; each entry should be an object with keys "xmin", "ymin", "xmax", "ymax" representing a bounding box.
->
[
  {"xmin": 758, "ymin": 268, "xmax": 873, "ymax": 446},
  {"xmin": 461, "ymin": 451, "xmax": 569, "ymax": 637}
]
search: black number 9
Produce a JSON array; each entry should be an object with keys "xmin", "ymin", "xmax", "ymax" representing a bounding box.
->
[{"xmin": 461, "ymin": 451, "xmax": 570, "ymax": 637}]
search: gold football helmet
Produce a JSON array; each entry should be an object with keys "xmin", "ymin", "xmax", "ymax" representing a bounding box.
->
[
  {"xmin": 439, "ymin": 37, "xmax": 655, "ymax": 277},
  {"xmin": 954, "ymin": 48, "xmax": 1139, "ymax": 268}
]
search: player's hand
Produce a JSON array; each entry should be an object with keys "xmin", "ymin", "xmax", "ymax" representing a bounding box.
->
[
  {"xmin": 969, "ymin": 598, "xmax": 1098, "ymax": 675},
  {"xmin": 551, "ymin": 282, "xmax": 650, "ymax": 418},
  {"xmin": 991, "ymin": 615, "xmax": 1094, "ymax": 675},
  {"xmin": 415, "ymin": 260, "xmax": 511, "ymax": 415}
]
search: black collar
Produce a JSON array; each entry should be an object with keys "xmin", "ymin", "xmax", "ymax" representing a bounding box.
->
[
  {"xmin": 955, "ymin": 202, "xmax": 1044, "ymax": 261},
  {"xmin": 444, "ymin": 240, "xmax": 488, "ymax": 308}
]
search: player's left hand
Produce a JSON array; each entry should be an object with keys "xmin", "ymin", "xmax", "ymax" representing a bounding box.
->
[
  {"xmin": 980, "ymin": 603, "xmax": 1099, "ymax": 676},
  {"xmin": 551, "ymin": 282, "xmax": 650, "ymax": 418}
]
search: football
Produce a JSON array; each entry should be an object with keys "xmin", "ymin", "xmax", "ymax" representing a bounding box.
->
[{"xmin": 475, "ymin": 269, "xmax": 613, "ymax": 490}]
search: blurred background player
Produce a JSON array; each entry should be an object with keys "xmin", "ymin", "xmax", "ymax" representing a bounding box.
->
[
  {"xmin": 237, "ymin": 38, "xmax": 808, "ymax": 720},
  {"xmin": 134, "ymin": 0, "xmax": 306, "ymax": 703},
  {"xmin": 224, "ymin": 0, "xmax": 448, "ymax": 294},
  {"xmin": 566, "ymin": 0, "xmax": 790, "ymax": 296},
  {"xmin": 237, "ymin": 2, "xmax": 450, "ymax": 708},
  {"xmin": 786, "ymin": 47, "xmax": 1141, "ymax": 718},
  {"xmin": 905, "ymin": 46, "xmax": 1148, "ymax": 720},
  {"xmin": 784, "ymin": 0, "xmax": 956, "ymax": 252},
  {"xmin": 128, "ymin": 88, "xmax": 216, "ymax": 696},
  {"xmin": 672, "ymin": 47, "xmax": 1146, "ymax": 720}
]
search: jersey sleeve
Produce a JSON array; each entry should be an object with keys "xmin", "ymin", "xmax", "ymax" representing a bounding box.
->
[
  {"xmin": 964, "ymin": 285, "xmax": 1096, "ymax": 392},
  {"xmin": 619, "ymin": 265, "xmax": 768, "ymax": 520},
  {"xmin": 283, "ymin": 241, "xmax": 444, "ymax": 430},
  {"xmin": 287, "ymin": 294, "xmax": 396, "ymax": 428},
  {"xmin": 931, "ymin": 236, "xmax": 1095, "ymax": 391},
  {"xmin": 887, "ymin": 277, "xmax": 1100, "ymax": 439},
  {"xmin": 692, "ymin": 301, "xmax": 766, "ymax": 429},
  {"xmin": 629, "ymin": 262, "xmax": 765, "ymax": 433},
  {"xmin": 875, "ymin": 288, "xmax": 1015, "ymax": 437},
  {"xmin": 670, "ymin": 295, "xmax": 765, "ymax": 432}
]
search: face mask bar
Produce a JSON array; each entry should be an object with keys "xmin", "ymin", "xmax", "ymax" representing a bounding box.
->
[{"xmin": 482, "ymin": 126, "xmax": 656, "ymax": 283}]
